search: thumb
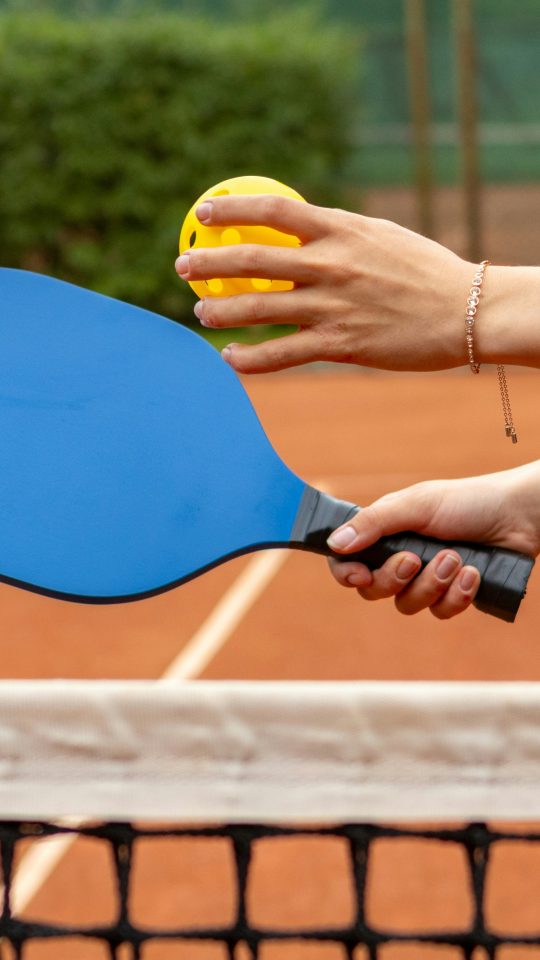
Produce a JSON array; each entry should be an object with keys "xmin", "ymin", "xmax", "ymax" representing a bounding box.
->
[{"xmin": 327, "ymin": 485, "xmax": 440, "ymax": 554}]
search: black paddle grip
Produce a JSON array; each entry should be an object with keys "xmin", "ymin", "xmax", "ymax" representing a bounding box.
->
[
  {"xmin": 290, "ymin": 487, "xmax": 534, "ymax": 623},
  {"xmin": 349, "ymin": 533, "xmax": 532, "ymax": 622}
]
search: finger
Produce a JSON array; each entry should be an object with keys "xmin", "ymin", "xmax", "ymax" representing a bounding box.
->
[
  {"xmin": 327, "ymin": 558, "xmax": 373, "ymax": 589},
  {"xmin": 354, "ymin": 552, "xmax": 422, "ymax": 601},
  {"xmin": 176, "ymin": 244, "xmax": 317, "ymax": 285},
  {"xmin": 394, "ymin": 550, "xmax": 462, "ymax": 616},
  {"xmin": 222, "ymin": 330, "xmax": 326, "ymax": 374},
  {"xmin": 327, "ymin": 486, "xmax": 442, "ymax": 555},
  {"xmin": 195, "ymin": 288, "xmax": 323, "ymax": 330},
  {"xmin": 429, "ymin": 565, "xmax": 481, "ymax": 620},
  {"xmin": 195, "ymin": 195, "xmax": 334, "ymax": 243}
]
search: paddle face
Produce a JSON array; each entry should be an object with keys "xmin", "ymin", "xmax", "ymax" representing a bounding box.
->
[{"xmin": 0, "ymin": 269, "xmax": 305, "ymax": 600}]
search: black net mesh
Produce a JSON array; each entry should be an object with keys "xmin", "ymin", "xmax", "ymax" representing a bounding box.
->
[{"xmin": 2, "ymin": 820, "xmax": 540, "ymax": 958}]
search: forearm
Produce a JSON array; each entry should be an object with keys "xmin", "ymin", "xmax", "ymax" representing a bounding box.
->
[{"xmin": 476, "ymin": 265, "xmax": 540, "ymax": 368}]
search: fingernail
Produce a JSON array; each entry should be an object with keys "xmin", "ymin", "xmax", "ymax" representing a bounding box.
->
[
  {"xmin": 197, "ymin": 202, "xmax": 213, "ymax": 224},
  {"xmin": 176, "ymin": 254, "xmax": 190, "ymax": 277},
  {"xmin": 459, "ymin": 567, "xmax": 479, "ymax": 592},
  {"xmin": 222, "ymin": 346, "xmax": 233, "ymax": 364},
  {"xmin": 193, "ymin": 301, "xmax": 204, "ymax": 320},
  {"xmin": 397, "ymin": 555, "xmax": 420, "ymax": 581},
  {"xmin": 327, "ymin": 526, "xmax": 358, "ymax": 550},
  {"xmin": 436, "ymin": 553, "xmax": 460, "ymax": 580}
]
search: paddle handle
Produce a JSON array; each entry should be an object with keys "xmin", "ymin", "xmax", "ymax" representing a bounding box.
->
[{"xmin": 290, "ymin": 488, "xmax": 534, "ymax": 623}]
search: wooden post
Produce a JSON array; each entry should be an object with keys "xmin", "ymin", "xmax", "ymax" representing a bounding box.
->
[
  {"xmin": 404, "ymin": 0, "xmax": 435, "ymax": 238},
  {"xmin": 452, "ymin": 0, "xmax": 482, "ymax": 261}
]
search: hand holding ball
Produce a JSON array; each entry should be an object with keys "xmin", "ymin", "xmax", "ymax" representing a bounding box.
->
[{"xmin": 179, "ymin": 175, "xmax": 305, "ymax": 298}]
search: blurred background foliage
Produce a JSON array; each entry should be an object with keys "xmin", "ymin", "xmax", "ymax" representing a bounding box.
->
[
  {"xmin": 0, "ymin": 0, "xmax": 538, "ymax": 320},
  {"xmin": 0, "ymin": 6, "xmax": 357, "ymax": 320}
]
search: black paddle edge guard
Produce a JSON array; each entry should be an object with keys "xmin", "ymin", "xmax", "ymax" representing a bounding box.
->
[{"xmin": 290, "ymin": 486, "xmax": 535, "ymax": 623}]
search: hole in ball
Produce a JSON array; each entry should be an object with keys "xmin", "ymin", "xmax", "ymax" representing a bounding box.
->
[
  {"xmin": 252, "ymin": 278, "xmax": 273, "ymax": 291},
  {"xmin": 220, "ymin": 229, "xmax": 242, "ymax": 245}
]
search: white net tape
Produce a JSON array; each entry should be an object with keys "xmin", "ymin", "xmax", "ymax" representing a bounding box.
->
[{"xmin": 1, "ymin": 680, "xmax": 540, "ymax": 822}]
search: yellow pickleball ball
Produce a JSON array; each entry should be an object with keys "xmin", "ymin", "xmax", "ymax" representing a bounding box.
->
[{"xmin": 179, "ymin": 175, "xmax": 305, "ymax": 298}]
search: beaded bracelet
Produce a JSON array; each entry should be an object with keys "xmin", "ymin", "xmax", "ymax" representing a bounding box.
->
[{"xmin": 465, "ymin": 260, "xmax": 518, "ymax": 443}]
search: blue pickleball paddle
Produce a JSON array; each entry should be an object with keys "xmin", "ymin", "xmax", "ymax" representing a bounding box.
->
[{"xmin": 0, "ymin": 268, "xmax": 534, "ymax": 621}]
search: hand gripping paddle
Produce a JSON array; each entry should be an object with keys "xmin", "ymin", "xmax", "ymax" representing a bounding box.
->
[{"xmin": 0, "ymin": 268, "xmax": 534, "ymax": 621}]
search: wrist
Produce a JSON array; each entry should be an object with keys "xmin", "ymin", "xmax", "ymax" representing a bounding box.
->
[
  {"xmin": 505, "ymin": 461, "xmax": 540, "ymax": 557},
  {"xmin": 474, "ymin": 264, "xmax": 540, "ymax": 367}
]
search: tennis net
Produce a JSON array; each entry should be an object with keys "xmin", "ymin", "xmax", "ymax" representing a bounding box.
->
[{"xmin": 1, "ymin": 679, "xmax": 540, "ymax": 959}]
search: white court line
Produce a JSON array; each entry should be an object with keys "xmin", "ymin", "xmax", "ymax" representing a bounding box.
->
[
  {"xmin": 7, "ymin": 547, "xmax": 291, "ymax": 914},
  {"xmin": 8, "ymin": 820, "xmax": 80, "ymax": 917},
  {"xmin": 161, "ymin": 549, "xmax": 289, "ymax": 681}
]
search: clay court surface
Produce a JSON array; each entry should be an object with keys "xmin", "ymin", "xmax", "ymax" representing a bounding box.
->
[{"xmin": 2, "ymin": 184, "xmax": 540, "ymax": 957}]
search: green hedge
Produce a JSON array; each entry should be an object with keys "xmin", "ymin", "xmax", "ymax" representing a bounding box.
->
[{"xmin": 0, "ymin": 12, "xmax": 358, "ymax": 321}]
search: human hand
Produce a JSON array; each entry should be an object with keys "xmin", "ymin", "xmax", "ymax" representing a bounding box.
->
[
  {"xmin": 326, "ymin": 463, "xmax": 540, "ymax": 619},
  {"xmin": 175, "ymin": 194, "xmax": 474, "ymax": 374}
]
